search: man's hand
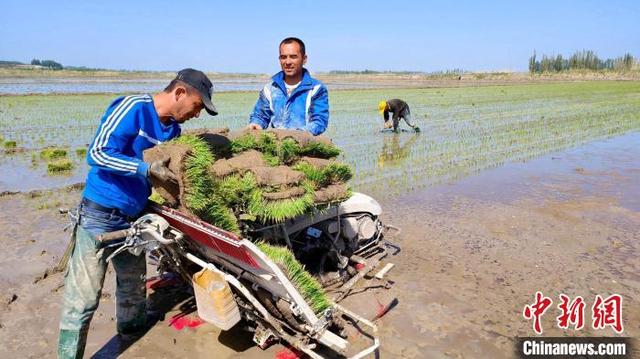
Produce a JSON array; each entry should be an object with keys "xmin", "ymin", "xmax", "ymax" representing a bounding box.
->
[
  {"xmin": 246, "ymin": 123, "xmax": 262, "ymax": 130},
  {"xmin": 148, "ymin": 158, "xmax": 178, "ymax": 184}
]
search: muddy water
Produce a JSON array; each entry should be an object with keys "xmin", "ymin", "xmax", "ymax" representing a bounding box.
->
[
  {"xmin": 0, "ymin": 77, "xmax": 383, "ymax": 95},
  {"xmin": 0, "ymin": 152, "xmax": 87, "ymax": 192},
  {"xmin": 370, "ymin": 131, "xmax": 640, "ymax": 357},
  {"xmin": 0, "ymin": 132, "xmax": 638, "ymax": 358},
  {"xmin": 0, "ymin": 78, "xmax": 264, "ymax": 95}
]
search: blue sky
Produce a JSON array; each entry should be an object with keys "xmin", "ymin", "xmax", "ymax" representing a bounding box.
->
[{"xmin": 1, "ymin": 0, "xmax": 638, "ymax": 73}]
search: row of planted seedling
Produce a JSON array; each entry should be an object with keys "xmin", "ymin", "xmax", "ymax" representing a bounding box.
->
[{"xmin": 1, "ymin": 81, "xmax": 639, "ymax": 193}]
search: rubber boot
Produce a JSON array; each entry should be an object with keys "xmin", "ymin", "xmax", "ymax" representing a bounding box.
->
[
  {"xmin": 58, "ymin": 328, "xmax": 88, "ymax": 359},
  {"xmin": 117, "ymin": 314, "xmax": 147, "ymax": 341}
]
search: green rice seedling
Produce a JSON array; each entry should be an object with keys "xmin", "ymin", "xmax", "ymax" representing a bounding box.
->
[
  {"xmin": 40, "ymin": 147, "xmax": 68, "ymax": 160},
  {"xmin": 174, "ymin": 135, "xmax": 216, "ymax": 209},
  {"xmin": 297, "ymin": 162, "xmax": 328, "ymax": 185},
  {"xmin": 296, "ymin": 141, "xmax": 341, "ymax": 158},
  {"xmin": 204, "ymin": 201, "xmax": 240, "ymax": 234},
  {"xmin": 173, "ymin": 135, "xmax": 240, "ymax": 234},
  {"xmin": 149, "ymin": 190, "xmax": 165, "ymax": 205},
  {"xmin": 230, "ymin": 132, "xmax": 341, "ymax": 163},
  {"xmin": 47, "ymin": 158, "xmax": 73, "ymax": 173},
  {"xmin": 216, "ymin": 172, "xmax": 258, "ymax": 206},
  {"xmin": 277, "ymin": 138, "xmax": 300, "ymax": 164},
  {"xmin": 344, "ymin": 186, "xmax": 353, "ymax": 200},
  {"xmin": 325, "ymin": 163, "xmax": 353, "ymax": 182},
  {"xmin": 3, "ymin": 140, "xmax": 17, "ymax": 149},
  {"xmin": 258, "ymin": 132, "xmax": 278, "ymax": 155},
  {"xmin": 262, "ymin": 152, "xmax": 281, "ymax": 166},
  {"xmin": 248, "ymin": 181, "xmax": 315, "ymax": 223},
  {"xmin": 230, "ymin": 132, "xmax": 262, "ymax": 153},
  {"xmin": 231, "ymin": 132, "xmax": 284, "ymax": 164},
  {"xmin": 256, "ymin": 241, "xmax": 331, "ymax": 314},
  {"xmin": 231, "ymin": 132, "xmax": 280, "ymax": 166},
  {"xmin": 293, "ymin": 162, "xmax": 353, "ymax": 187},
  {"xmin": 75, "ymin": 147, "xmax": 87, "ymax": 156}
]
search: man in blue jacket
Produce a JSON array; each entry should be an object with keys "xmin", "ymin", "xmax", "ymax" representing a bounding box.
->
[
  {"xmin": 247, "ymin": 37, "xmax": 329, "ymax": 135},
  {"xmin": 58, "ymin": 68, "xmax": 218, "ymax": 359}
]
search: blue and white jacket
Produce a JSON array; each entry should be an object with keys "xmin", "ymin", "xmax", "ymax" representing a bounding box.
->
[
  {"xmin": 83, "ymin": 94, "xmax": 181, "ymax": 216},
  {"xmin": 249, "ymin": 69, "xmax": 329, "ymax": 135}
]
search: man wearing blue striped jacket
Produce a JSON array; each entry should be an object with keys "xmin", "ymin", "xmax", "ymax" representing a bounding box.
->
[
  {"xmin": 247, "ymin": 37, "xmax": 329, "ymax": 135},
  {"xmin": 58, "ymin": 69, "xmax": 218, "ymax": 358}
]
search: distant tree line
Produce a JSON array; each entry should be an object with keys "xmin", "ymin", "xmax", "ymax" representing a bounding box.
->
[
  {"xmin": 528, "ymin": 50, "xmax": 635, "ymax": 73},
  {"xmin": 31, "ymin": 58, "xmax": 64, "ymax": 70}
]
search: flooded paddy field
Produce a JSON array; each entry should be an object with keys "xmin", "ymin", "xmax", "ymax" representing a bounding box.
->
[
  {"xmin": 0, "ymin": 80, "xmax": 638, "ymax": 358},
  {"xmin": 2, "ymin": 81, "xmax": 638, "ymax": 193},
  {"xmin": 0, "ymin": 73, "xmax": 414, "ymax": 95}
]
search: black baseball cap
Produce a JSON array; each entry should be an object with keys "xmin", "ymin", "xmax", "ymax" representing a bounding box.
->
[{"xmin": 175, "ymin": 68, "xmax": 218, "ymax": 116}]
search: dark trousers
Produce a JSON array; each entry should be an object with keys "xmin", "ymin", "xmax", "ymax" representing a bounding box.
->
[{"xmin": 58, "ymin": 200, "xmax": 146, "ymax": 359}]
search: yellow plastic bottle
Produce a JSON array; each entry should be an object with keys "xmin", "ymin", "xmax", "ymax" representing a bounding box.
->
[{"xmin": 192, "ymin": 268, "xmax": 241, "ymax": 330}]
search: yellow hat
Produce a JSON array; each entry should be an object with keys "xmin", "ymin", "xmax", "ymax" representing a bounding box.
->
[{"xmin": 378, "ymin": 101, "xmax": 387, "ymax": 114}]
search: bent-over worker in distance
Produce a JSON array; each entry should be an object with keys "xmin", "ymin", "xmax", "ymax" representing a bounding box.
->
[
  {"xmin": 247, "ymin": 37, "xmax": 329, "ymax": 135},
  {"xmin": 378, "ymin": 99, "xmax": 420, "ymax": 133}
]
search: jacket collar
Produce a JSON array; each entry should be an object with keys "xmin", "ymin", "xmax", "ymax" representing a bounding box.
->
[{"xmin": 272, "ymin": 68, "xmax": 313, "ymax": 97}]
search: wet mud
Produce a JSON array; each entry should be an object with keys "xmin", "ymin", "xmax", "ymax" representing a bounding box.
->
[{"xmin": 0, "ymin": 133, "xmax": 638, "ymax": 358}]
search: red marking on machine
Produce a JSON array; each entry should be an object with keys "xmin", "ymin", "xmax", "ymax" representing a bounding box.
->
[{"xmin": 150, "ymin": 204, "xmax": 260, "ymax": 268}]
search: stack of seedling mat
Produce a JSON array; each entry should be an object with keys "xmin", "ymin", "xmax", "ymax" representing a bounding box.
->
[
  {"xmin": 143, "ymin": 128, "xmax": 353, "ymax": 235},
  {"xmin": 144, "ymin": 128, "xmax": 351, "ymax": 314}
]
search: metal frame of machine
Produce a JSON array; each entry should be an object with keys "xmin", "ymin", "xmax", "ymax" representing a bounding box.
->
[{"xmin": 98, "ymin": 192, "xmax": 399, "ymax": 358}]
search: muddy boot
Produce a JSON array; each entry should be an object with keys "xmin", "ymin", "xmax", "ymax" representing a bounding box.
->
[
  {"xmin": 117, "ymin": 315, "xmax": 147, "ymax": 340},
  {"xmin": 58, "ymin": 328, "xmax": 88, "ymax": 359}
]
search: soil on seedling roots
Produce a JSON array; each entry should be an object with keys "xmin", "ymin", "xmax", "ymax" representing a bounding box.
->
[{"xmin": 0, "ymin": 132, "xmax": 638, "ymax": 358}]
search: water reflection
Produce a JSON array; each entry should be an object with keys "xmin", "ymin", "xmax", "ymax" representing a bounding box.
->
[
  {"xmin": 377, "ymin": 132, "xmax": 420, "ymax": 168},
  {"xmin": 0, "ymin": 78, "xmax": 387, "ymax": 95},
  {"xmin": 0, "ymin": 152, "xmax": 87, "ymax": 192}
]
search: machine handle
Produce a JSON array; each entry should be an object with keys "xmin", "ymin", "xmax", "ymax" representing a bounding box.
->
[{"xmin": 96, "ymin": 228, "xmax": 133, "ymax": 242}]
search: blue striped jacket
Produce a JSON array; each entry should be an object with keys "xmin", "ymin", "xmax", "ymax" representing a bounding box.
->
[
  {"xmin": 249, "ymin": 69, "xmax": 329, "ymax": 135},
  {"xmin": 83, "ymin": 94, "xmax": 181, "ymax": 216}
]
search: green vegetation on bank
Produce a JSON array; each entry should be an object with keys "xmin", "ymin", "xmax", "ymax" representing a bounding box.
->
[{"xmin": 529, "ymin": 50, "xmax": 637, "ymax": 73}]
